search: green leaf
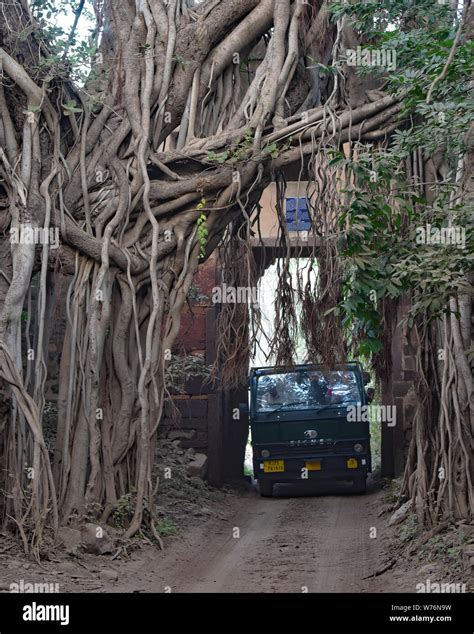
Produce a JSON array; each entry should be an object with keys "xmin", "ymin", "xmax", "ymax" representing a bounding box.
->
[{"xmin": 62, "ymin": 99, "xmax": 83, "ymax": 116}]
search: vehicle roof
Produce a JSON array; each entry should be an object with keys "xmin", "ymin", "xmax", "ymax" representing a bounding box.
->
[{"xmin": 249, "ymin": 362, "xmax": 363, "ymax": 378}]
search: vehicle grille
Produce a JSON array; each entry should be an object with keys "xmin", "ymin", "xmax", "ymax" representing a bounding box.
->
[
  {"xmin": 263, "ymin": 441, "xmax": 364, "ymax": 457},
  {"xmin": 282, "ymin": 444, "xmax": 348, "ymax": 456}
]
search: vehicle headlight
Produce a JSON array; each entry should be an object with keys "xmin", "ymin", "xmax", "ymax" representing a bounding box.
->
[
  {"xmin": 354, "ymin": 443, "xmax": 363, "ymax": 453},
  {"xmin": 261, "ymin": 449, "xmax": 270, "ymax": 458}
]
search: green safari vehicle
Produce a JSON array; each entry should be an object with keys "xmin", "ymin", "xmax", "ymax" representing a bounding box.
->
[{"xmin": 248, "ymin": 362, "xmax": 373, "ymax": 497}]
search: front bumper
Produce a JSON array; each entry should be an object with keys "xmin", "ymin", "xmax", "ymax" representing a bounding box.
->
[{"xmin": 253, "ymin": 453, "xmax": 369, "ymax": 481}]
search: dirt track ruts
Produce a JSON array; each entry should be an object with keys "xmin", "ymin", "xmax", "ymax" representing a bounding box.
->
[{"xmin": 116, "ymin": 482, "xmax": 411, "ymax": 593}]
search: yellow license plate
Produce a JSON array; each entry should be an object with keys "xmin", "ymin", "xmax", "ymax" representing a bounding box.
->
[
  {"xmin": 305, "ymin": 460, "xmax": 321, "ymax": 471},
  {"xmin": 263, "ymin": 460, "xmax": 285, "ymax": 473},
  {"xmin": 347, "ymin": 458, "xmax": 358, "ymax": 469}
]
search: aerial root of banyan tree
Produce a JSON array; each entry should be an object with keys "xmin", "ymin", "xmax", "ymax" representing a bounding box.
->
[
  {"xmin": 402, "ymin": 309, "xmax": 473, "ymax": 528},
  {"xmin": 0, "ymin": 0, "xmax": 471, "ymax": 551}
]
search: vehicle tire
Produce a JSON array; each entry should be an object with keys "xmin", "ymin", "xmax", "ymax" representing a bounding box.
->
[
  {"xmin": 353, "ymin": 476, "xmax": 367, "ymax": 494},
  {"xmin": 259, "ymin": 480, "xmax": 273, "ymax": 497}
]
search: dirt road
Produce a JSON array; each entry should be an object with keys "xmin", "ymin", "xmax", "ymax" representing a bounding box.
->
[
  {"xmin": 0, "ymin": 482, "xmax": 420, "ymax": 594},
  {"xmin": 116, "ymin": 482, "xmax": 410, "ymax": 593}
]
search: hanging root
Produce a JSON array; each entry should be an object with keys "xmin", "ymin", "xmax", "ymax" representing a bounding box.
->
[{"xmin": 0, "ymin": 340, "xmax": 58, "ymax": 554}]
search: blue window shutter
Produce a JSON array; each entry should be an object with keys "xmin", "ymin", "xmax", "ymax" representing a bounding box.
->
[{"xmin": 285, "ymin": 197, "xmax": 311, "ymax": 231}]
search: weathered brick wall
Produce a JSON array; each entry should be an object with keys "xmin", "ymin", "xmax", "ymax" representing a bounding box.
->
[
  {"xmin": 158, "ymin": 252, "xmax": 249, "ymax": 486},
  {"xmin": 381, "ymin": 295, "xmax": 417, "ymax": 477},
  {"xmin": 158, "ymin": 253, "xmax": 219, "ymax": 461},
  {"xmin": 161, "ymin": 391, "xmax": 212, "ymax": 449}
]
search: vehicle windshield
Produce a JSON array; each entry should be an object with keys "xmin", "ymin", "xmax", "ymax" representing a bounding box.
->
[{"xmin": 254, "ymin": 369, "xmax": 362, "ymax": 413}]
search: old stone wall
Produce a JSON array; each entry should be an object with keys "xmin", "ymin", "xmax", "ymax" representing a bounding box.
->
[
  {"xmin": 381, "ymin": 295, "xmax": 417, "ymax": 478},
  {"xmin": 157, "ymin": 254, "xmax": 219, "ymax": 459}
]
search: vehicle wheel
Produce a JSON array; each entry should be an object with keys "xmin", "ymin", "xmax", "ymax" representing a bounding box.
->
[
  {"xmin": 353, "ymin": 476, "xmax": 367, "ymax": 494},
  {"xmin": 259, "ymin": 480, "xmax": 273, "ymax": 497}
]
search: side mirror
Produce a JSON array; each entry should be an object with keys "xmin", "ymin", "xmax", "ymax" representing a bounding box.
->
[
  {"xmin": 238, "ymin": 402, "xmax": 249, "ymax": 416},
  {"xmin": 366, "ymin": 387, "xmax": 375, "ymax": 404},
  {"xmin": 362, "ymin": 371, "xmax": 371, "ymax": 385}
]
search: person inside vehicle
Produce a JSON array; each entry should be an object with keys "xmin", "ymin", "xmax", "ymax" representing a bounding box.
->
[
  {"xmin": 309, "ymin": 373, "xmax": 330, "ymax": 405},
  {"xmin": 328, "ymin": 371, "xmax": 359, "ymax": 403},
  {"xmin": 261, "ymin": 384, "xmax": 282, "ymax": 408}
]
